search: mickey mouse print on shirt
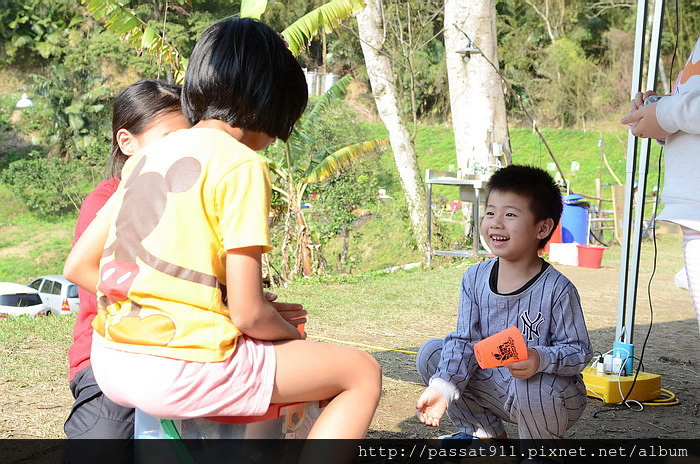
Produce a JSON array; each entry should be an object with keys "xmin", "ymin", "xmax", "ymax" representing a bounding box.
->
[{"xmin": 93, "ymin": 155, "xmax": 220, "ymax": 347}]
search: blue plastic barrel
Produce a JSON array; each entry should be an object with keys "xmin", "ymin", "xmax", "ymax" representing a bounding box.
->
[{"xmin": 561, "ymin": 194, "xmax": 589, "ymax": 244}]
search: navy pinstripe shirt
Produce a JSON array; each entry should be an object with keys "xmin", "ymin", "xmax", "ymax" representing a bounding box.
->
[{"xmin": 430, "ymin": 258, "xmax": 593, "ymax": 405}]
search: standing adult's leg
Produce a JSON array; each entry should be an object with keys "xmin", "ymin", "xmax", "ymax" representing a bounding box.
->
[{"xmin": 681, "ymin": 226, "xmax": 700, "ymax": 333}]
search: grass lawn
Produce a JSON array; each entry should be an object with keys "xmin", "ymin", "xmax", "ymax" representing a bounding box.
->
[{"xmin": 0, "ymin": 229, "xmax": 690, "ymax": 440}]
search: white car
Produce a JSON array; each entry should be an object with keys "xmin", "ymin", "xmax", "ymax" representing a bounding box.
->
[
  {"xmin": 28, "ymin": 275, "xmax": 80, "ymax": 315},
  {"xmin": 0, "ymin": 282, "xmax": 48, "ymax": 318}
]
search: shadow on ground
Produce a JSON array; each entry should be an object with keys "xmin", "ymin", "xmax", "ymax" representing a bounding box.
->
[{"xmin": 371, "ymin": 319, "xmax": 700, "ymax": 440}]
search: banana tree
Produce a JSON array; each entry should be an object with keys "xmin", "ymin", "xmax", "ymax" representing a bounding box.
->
[
  {"xmin": 84, "ymin": 0, "xmax": 373, "ymax": 280},
  {"xmin": 266, "ymin": 74, "xmax": 387, "ymax": 279},
  {"xmin": 82, "ymin": 0, "xmax": 189, "ymax": 82},
  {"xmin": 241, "ymin": 0, "xmax": 366, "ymax": 54},
  {"xmin": 83, "ymin": 0, "xmax": 366, "ymax": 81}
]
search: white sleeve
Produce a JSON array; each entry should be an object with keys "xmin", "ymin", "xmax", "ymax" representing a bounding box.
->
[{"xmin": 656, "ymin": 88, "xmax": 700, "ymax": 135}]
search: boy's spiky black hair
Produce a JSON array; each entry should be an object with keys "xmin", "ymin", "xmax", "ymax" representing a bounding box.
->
[
  {"xmin": 182, "ymin": 17, "xmax": 308, "ymax": 141},
  {"xmin": 485, "ymin": 164, "xmax": 563, "ymax": 248}
]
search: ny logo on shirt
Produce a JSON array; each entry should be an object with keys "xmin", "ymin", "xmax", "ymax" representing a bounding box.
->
[{"xmin": 520, "ymin": 311, "xmax": 544, "ymax": 341}]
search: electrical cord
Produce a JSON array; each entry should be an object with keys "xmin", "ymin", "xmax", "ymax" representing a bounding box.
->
[
  {"xmin": 311, "ymin": 330, "xmax": 682, "ymax": 414},
  {"xmin": 643, "ymin": 389, "xmax": 680, "ymax": 406},
  {"xmin": 592, "ymin": 149, "xmax": 667, "ymax": 417},
  {"xmin": 614, "ymin": 37, "xmax": 682, "ymax": 404},
  {"xmin": 594, "ymin": 0, "xmax": 683, "ymax": 416}
]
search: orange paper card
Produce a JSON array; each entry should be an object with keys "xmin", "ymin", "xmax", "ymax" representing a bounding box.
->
[{"xmin": 474, "ymin": 326, "xmax": 528, "ymax": 369}]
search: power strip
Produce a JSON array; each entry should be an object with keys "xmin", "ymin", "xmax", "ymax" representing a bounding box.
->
[{"xmin": 582, "ymin": 366, "xmax": 662, "ymax": 403}]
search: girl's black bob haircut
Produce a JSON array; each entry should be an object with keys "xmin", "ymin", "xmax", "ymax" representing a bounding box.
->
[
  {"xmin": 182, "ymin": 17, "xmax": 308, "ymax": 142},
  {"xmin": 485, "ymin": 164, "xmax": 564, "ymax": 249}
]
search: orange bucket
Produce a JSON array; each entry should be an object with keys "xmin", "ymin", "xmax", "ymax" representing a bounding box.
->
[
  {"xmin": 474, "ymin": 326, "xmax": 528, "ymax": 369},
  {"xmin": 577, "ymin": 245, "xmax": 606, "ymax": 269}
]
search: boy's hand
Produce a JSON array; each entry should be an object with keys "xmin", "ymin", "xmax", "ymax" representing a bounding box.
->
[
  {"xmin": 416, "ymin": 387, "xmax": 447, "ymax": 427},
  {"xmin": 506, "ymin": 348, "xmax": 540, "ymax": 379}
]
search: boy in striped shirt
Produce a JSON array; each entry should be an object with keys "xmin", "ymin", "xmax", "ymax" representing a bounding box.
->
[{"xmin": 416, "ymin": 165, "xmax": 592, "ymax": 462}]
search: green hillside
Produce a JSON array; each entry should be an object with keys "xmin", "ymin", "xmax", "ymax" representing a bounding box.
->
[
  {"xmin": 369, "ymin": 124, "xmax": 656, "ymax": 201},
  {"xmin": 0, "ymin": 123, "xmax": 663, "ymax": 282},
  {"xmin": 311, "ymin": 124, "xmax": 664, "ymax": 274}
]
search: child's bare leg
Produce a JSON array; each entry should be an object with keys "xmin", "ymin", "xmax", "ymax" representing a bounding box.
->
[{"xmin": 271, "ymin": 339, "xmax": 381, "ymax": 439}]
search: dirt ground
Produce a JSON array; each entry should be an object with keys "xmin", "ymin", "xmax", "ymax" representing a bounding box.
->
[
  {"xmin": 369, "ymin": 234, "xmax": 700, "ymax": 441},
  {"xmin": 1, "ymin": 233, "xmax": 698, "ymax": 444}
]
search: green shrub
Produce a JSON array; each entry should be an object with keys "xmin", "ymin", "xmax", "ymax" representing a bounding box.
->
[
  {"xmin": 1, "ymin": 143, "xmax": 106, "ymax": 215},
  {"xmin": 30, "ymin": 57, "xmax": 112, "ymax": 157}
]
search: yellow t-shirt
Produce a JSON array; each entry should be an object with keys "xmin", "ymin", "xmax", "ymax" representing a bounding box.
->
[{"xmin": 92, "ymin": 128, "xmax": 272, "ymax": 362}]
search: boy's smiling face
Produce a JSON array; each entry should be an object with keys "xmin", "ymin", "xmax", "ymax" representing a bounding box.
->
[{"xmin": 481, "ymin": 190, "xmax": 552, "ymax": 262}]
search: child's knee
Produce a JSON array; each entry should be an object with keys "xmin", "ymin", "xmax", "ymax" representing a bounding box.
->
[
  {"xmin": 355, "ymin": 351, "xmax": 382, "ymax": 392},
  {"xmin": 363, "ymin": 351, "xmax": 382, "ymax": 382},
  {"xmin": 415, "ymin": 338, "xmax": 443, "ymax": 384}
]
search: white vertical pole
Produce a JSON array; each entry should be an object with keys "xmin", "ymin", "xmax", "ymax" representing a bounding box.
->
[{"xmin": 616, "ymin": 0, "xmax": 665, "ymax": 344}]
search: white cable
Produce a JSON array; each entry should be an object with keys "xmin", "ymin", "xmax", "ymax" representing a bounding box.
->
[
  {"xmin": 586, "ymin": 385, "xmax": 605, "ymax": 402},
  {"xmin": 613, "ymin": 356, "xmax": 644, "ymax": 411}
]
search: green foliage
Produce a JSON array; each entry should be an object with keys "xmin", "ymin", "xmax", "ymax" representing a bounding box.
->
[
  {"xmin": 280, "ymin": 0, "xmax": 366, "ymax": 56},
  {"xmin": 0, "ymin": 0, "xmax": 84, "ymax": 64},
  {"xmin": 1, "ymin": 142, "xmax": 106, "ymax": 216},
  {"xmin": 321, "ymin": 198, "xmax": 422, "ymax": 273},
  {"xmin": 412, "ymin": 42, "xmax": 449, "ymax": 120},
  {"xmin": 240, "ymin": 0, "xmax": 268, "ymax": 20},
  {"xmin": 82, "ymin": 0, "xmax": 190, "ymax": 82},
  {"xmin": 266, "ymin": 75, "xmax": 386, "ymax": 205},
  {"xmin": 536, "ymin": 37, "xmax": 603, "ymax": 127},
  {"xmin": 31, "ymin": 58, "xmax": 112, "ymax": 157},
  {"xmin": 0, "ymin": 183, "xmax": 28, "ymax": 222},
  {"xmin": 10, "ymin": 96, "xmax": 51, "ymax": 137},
  {"xmin": 1, "ymin": 157, "xmax": 80, "ymax": 215},
  {"xmin": 84, "ymin": 29, "xmax": 160, "ymax": 75},
  {"xmin": 265, "ymin": 75, "xmax": 386, "ymax": 278},
  {"xmin": 665, "ymin": 0, "xmax": 700, "ymax": 69},
  {"xmin": 82, "ymin": 0, "xmax": 365, "ymax": 84},
  {"xmin": 381, "ymin": 0, "xmax": 447, "ymax": 122},
  {"xmin": 494, "ymin": 0, "xmax": 698, "ymax": 128},
  {"xmin": 307, "ymin": 156, "xmax": 381, "ymax": 271},
  {"xmin": 0, "ymin": 95, "xmax": 16, "ymax": 140}
]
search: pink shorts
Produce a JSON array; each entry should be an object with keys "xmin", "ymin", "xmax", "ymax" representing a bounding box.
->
[{"xmin": 91, "ymin": 335, "xmax": 276, "ymax": 420}]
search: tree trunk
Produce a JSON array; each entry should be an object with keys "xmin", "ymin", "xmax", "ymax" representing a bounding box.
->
[
  {"xmin": 339, "ymin": 224, "xmax": 349, "ymax": 271},
  {"xmin": 295, "ymin": 206, "xmax": 313, "ymax": 277},
  {"xmin": 280, "ymin": 187, "xmax": 313, "ymax": 280},
  {"xmin": 444, "ymin": 0, "xmax": 509, "ymax": 175},
  {"xmin": 357, "ymin": 0, "xmax": 428, "ymax": 256}
]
